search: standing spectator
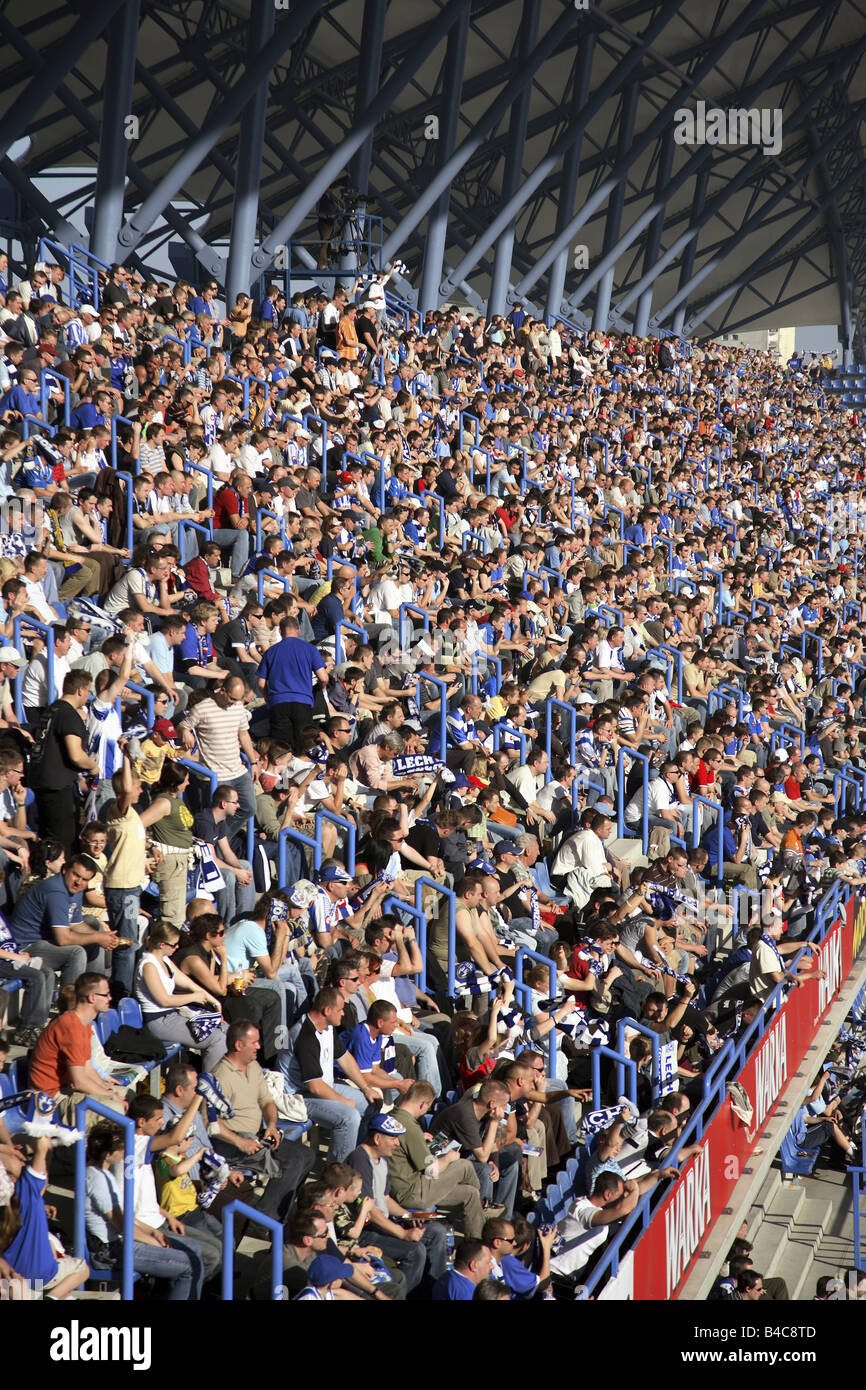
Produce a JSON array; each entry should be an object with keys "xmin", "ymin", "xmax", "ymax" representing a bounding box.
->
[
  {"xmin": 28, "ymin": 670, "xmax": 98, "ymax": 848},
  {"xmin": 257, "ymin": 614, "xmax": 329, "ymax": 751}
]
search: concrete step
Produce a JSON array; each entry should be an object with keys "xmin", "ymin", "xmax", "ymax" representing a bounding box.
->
[
  {"xmin": 748, "ymin": 1185, "xmax": 808, "ymax": 1277},
  {"xmin": 771, "ymin": 1198, "xmax": 835, "ymax": 1301},
  {"xmin": 745, "ymin": 1168, "xmax": 782, "ymax": 1243}
]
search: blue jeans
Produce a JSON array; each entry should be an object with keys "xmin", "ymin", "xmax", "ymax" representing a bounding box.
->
[
  {"xmin": 468, "ymin": 1143, "xmax": 522, "ymax": 1218},
  {"xmin": 105, "ymin": 887, "xmax": 142, "ymax": 998},
  {"xmin": 221, "ymin": 772, "xmax": 257, "ymax": 841},
  {"xmin": 358, "ymin": 1219, "xmax": 448, "ymax": 1291},
  {"xmin": 215, "ymin": 859, "xmax": 256, "ymax": 926},
  {"xmin": 211, "ymin": 527, "xmax": 250, "ymax": 578},
  {"xmin": 295, "ymin": 1082, "xmax": 371, "ymax": 1161},
  {"xmin": 130, "ymin": 1232, "xmax": 204, "ymax": 1300},
  {"xmin": 397, "ymin": 1029, "xmax": 444, "ymax": 1097}
]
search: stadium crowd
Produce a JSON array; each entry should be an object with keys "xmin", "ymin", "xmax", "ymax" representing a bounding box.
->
[{"xmin": 0, "ymin": 247, "xmax": 862, "ymax": 1301}]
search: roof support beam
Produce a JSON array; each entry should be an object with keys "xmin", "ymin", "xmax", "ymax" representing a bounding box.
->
[
  {"xmin": 611, "ymin": 18, "xmax": 866, "ymax": 321},
  {"xmin": 544, "ymin": 32, "xmax": 595, "ymax": 322},
  {"xmin": 116, "ymin": 0, "xmax": 326, "ymax": 258},
  {"xmin": 379, "ymin": 3, "xmax": 581, "ymax": 266},
  {"xmin": 251, "ymin": 0, "xmax": 470, "ymax": 274},
  {"xmin": 487, "ymin": 0, "xmax": 540, "ymax": 316},
  {"xmin": 226, "ymin": 0, "xmax": 276, "ymax": 303},
  {"xmin": 653, "ymin": 103, "xmax": 866, "ymax": 328},
  {"xmin": 90, "ymin": 0, "xmax": 140, "ymax": 264},
  {"xmin": 346, "ymin": 0, "xmax": 387, "ymax": 196},
  {"xmin": 554, "ymin": 0, "xmax": 824, "ymax": 315},
  {"xmin": 419, "ymin": 0, "xmax": 471, "ymax": 313},
  {"xmin": 633, "ymin": 126, "xmax": 675, "ymax": 336},
  {"xmin": 0, "ymin": 0, "xmax": 128, "ymax": 161},
  {"xmin": 593, "ymin": 81, "xmax": 639, "ymax": 330}
]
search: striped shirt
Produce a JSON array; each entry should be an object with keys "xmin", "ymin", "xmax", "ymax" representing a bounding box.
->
[
  {"xmin": 87, "ymin": 698, "xmax": 123, "ymax": 779},
  {"xmin": 183, "ymin": 697, "xmax": 250, "ymax": 778}
]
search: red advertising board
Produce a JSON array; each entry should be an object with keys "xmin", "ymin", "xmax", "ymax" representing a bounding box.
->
[{"xmin": 631, "ymin": 896, "xmax": 858, "ymax": 1300}]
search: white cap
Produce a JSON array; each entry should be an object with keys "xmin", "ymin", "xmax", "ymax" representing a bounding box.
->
[
  {"xmin": 773, "ymin": 748, "xmax": 789, "ymax": 762},
  {"xmin": 0, "ymin": 646, "xmax": 24, "ymax": 666},
  {"xmin": 78, "ymin": 303, "xmax": 98, "ymax": 317},
  {"xmin": 574, "ymin": 691, "xmax": 596, "ymax": 704}
]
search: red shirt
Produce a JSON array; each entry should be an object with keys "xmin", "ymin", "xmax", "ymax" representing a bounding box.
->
[
  {"xmin": 784, "ymin": 775, "xmax": 802, "ymax": 800},
  {"xmin": 213, "ymin": 486, "xmax": 247, "ymax": 532},
  {"xmin": 29, "ymin": 1010, "xmax": 91, "ymax": 1094},
  {"xmin": 184, "ymin": 556, "xmax": 219, "ymax": 602}
]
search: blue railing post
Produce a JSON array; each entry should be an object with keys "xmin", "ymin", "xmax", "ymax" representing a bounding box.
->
[
  {"xmin": 221, "ymin": 1200, "xmax": 283, "ymax": 1300},
  {"xmin": 545, "ymin": 698, "xmax": 576, "ymax": 782},
  {"xmin": 315, "ymin": 808, "xmax": 356, "ymax": 875},
  {"xmin": 335, "ymin": 617, "xmax": 367, "ymax": 665},
  {"xmin": 692, "ymin": 795, "xmax": 724, "ymax": 884},
  {"xmin": 515, "ymin": 946, "xmax": 558, "ymax": 1078},
  {"xmin": 617, "ymin": 747, "xmax": 649, "ymax": 853},
  {"xmin": 13, "ymin": 615, "xmax": 55, "ymax": 704},
  {"xmin": 414, "ymin": 877, "xmax": 455, "ymax": 997},
  {"xmin": 278, "ymin": 823, "xmax": 321, "ymax": 885},
  {"xmin": 74, "ymin": 1099, "xmax": 135, "ymax": 1301}
]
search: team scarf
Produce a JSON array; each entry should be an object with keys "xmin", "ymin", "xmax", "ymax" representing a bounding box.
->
[
  {"xmin": 578, "ymin": 1104, "xmax": 633, "ymax": 1141},
  {"xmin": 266, "ymin": 896, "xmax": 314, "ymax": 959},
  {"xmin": 455, "ymin": 962, "xmax": 513, "ymax": 998},
  {"xmin": 633, "ymin": 947, "xmax": 691, "ymax": 986},
  {"xmin": 575, "ymin": 941, "xmax": 612, "ymax": 978},
  {"xmin": 644, "ymin": 875, "xmax": 700, "ymax": 920},
  {"xmin": 390, "ymin": 753, "xmax": 445, "ymax": 779},
  {"xmin": 350, "ymin": 863, "xmax": 399, "ymax": 911},
  {"xmin": 536, "ymin": 995, "xmax": 610, "ymax": 1045},
  {"xmin": 759, "ymin": 932, "xmax": 785, "ymax": 970}
]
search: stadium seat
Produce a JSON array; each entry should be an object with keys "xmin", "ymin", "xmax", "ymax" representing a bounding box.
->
[{"xmin": 118, "ymin": 998, "xmax": 143, "ymax": 1029}]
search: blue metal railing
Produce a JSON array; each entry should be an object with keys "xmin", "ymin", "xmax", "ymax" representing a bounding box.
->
[
  {"xmin": 415, "ymin": 877, "xmax": 455, "ymax": 998},
  {"xmin": 73, "ymin": 1099, "xmax": 136, "ymax": 1300},
  {"xmin": 221, "ymin": 1201, "xmax": 283, "ymax": 1300}
]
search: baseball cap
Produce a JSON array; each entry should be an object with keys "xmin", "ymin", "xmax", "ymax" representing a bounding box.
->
[
  {"xmin": 78, "ymin": 303, "xmax": 97, "ymax": 316},
  {"xmin": 0, "ymin": 646, "xmax": 24, "ymax": 667},
  {"xmin": 574, "ymin": 691, "xmax": 596, "ymax": 705},
  {"xmin": 305, "ymin": 1254, "xmax": 355, "ymax": 1287},
  {"xmin": 366, "ymin": 1113, "xmax": 406, "ymax": 1136},
  {"xmin": 772, "ymin": 748, "xmax": 789, "ymax": 762},
  {"xmin": 153, "ymin": 718, "xmax": 178, "ymax": 743},
  {"xmin": 493, "ymin": 842, "xmax": 519, "ymax": 859},
  {"xmin": 319, "ymin": 864, "xmax": 355, "ymax": 883}
]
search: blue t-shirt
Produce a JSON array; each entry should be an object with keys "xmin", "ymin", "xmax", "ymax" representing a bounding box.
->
[
  {"xmin": 258, "ymin": 636, "xmax": 326, "ymax": 707},
  {"xmin": 10, "ymin": 874, "xmax": 82, "ymax": 948},
  {"xmin": 69, "ymin": 401, "xmax": 103, "ymax": 431},
  {"xmin": 499, "ymin": 1254, "xmax": 540, "ymax": 1298},
  {"xmin": 339, "ymin": 1022, "xmax": 381, "ymax": 1072},
  {"xmin": 179, "ymin": 624, "xmax": 213, "ymax": 667},
  {"xmin": 311, "ymin": 592, "xmax": 344, "ymax": 642},
  {"xmin": 4, "ymin": 1166, "xmax": 57, "ymax": 1284},
  {"xmin": 432, "ymin": 1268, "xmax": 476, "ymax": 1300},
  {"xmin": 0, "ymin": 384, "xmax": 39, "ymax": 419}
]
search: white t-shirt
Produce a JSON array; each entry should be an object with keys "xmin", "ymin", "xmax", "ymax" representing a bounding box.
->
[
  {"xmin": 111, "ymin": 1133, "xmax": 163, "ymax": 1229},
  {"xmin": 550, "ymin": 1196, "xmax": 606, "ymax": 1277}
]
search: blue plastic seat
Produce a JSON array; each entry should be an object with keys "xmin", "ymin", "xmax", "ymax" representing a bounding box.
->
[
  {"xmin": 118, "ymin": 998, "xmax": 143, "ymax": 1029},
  {"xmin": 96, "ymin": 1007, "xmax": 120, "ymax": 1046}
]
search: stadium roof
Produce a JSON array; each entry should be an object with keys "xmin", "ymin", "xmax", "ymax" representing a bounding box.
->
[{"xmin": 2, "ymin": 0, "xmax": 866, "ymax": 348}]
